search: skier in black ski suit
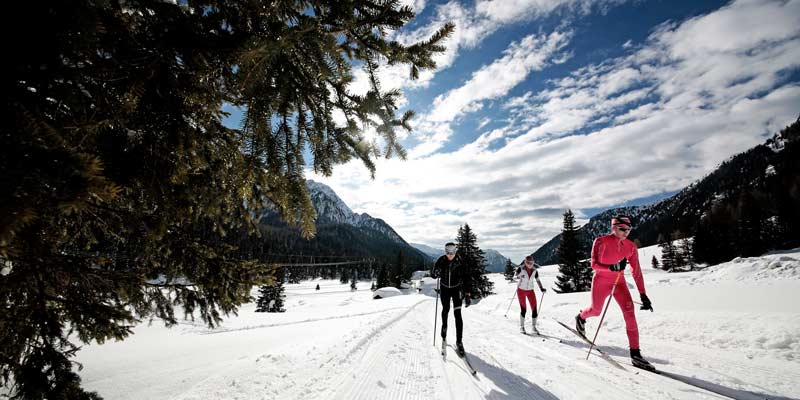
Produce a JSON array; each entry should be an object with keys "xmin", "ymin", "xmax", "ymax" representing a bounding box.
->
[{"xmin": 432, "ymin": 242, "xmax": 471, "ymax": 356}]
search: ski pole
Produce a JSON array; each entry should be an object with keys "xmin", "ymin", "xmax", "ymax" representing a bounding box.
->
[
  {"xmin": 503, "ymin": 287, "xmax": 517, "ymax": 317},
  {"xmin": 433, "ymin": 277, "xmax": 440, "ymax": 347},
  {"xmin": 538, "ymin": 290, "xmax": 546, "ymax": 315},
  {"xmin": 586, "ymin": 271, "xmax": 623, "ymax": 360}
]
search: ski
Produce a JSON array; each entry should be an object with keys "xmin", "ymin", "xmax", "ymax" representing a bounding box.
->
[
  {"xmin": 631, "ymin": 364, "xmax": 752, "ymax": 400},
  {"xmin": 555, "ymin": 320, "xmax": 627, "ymax": 371},
  {"xmin": 461, "ymin": 353, "xmax": 478, "ymax": 376},
  {"xmin": 449, "ymin": 345, "xmax": 477, "ymax": 375}
]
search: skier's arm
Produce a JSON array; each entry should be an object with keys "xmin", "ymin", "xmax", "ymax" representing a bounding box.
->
[
  {"xmin": 431, "ymin": 258, "xmax": 441, "ymax": 279},
  {"xmin": 628, "ymin": 245, "xmax": 646, "ymax": 294},
  {"xmin": 513, "ymin": 266, "xmax": 521, "ymax": 279},
  {"xmin": 590, "ymin": 237, "xmax": 608, "ymax": 271}
]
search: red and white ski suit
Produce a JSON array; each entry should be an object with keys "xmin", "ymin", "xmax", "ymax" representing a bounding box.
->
[
  {"xmin": 515, "ymin": 266, "xmax": 543, "ymax": 317},
  {"xmin": 580, "ymin": 233, "xmax": 646, "ymax": 349}
]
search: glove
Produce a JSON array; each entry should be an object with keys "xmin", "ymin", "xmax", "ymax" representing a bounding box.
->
[
  {"xmin": 540, "ymin": 287, "xmax": 547, "ymax": 293},
  {"xmin": 640, "ymin": 293, "xmax": 653, "ymax": 312},
  {"xmin": 464, "ymin": 292, "xmax": 471, "ymax": 307},
  {"xmin": 609, "ymin": 259, "xmax": 627, "ymax": 272},
  {"xmin": 434, "ymin": 288, "xmax": 440, "ymax": 294}
]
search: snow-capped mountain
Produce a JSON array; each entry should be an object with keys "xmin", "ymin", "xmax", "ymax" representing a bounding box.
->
[
  {"xmin": 307, "ymin": 180, "xmax": 406, "ymax": 245},
  {"xmin": 256, "ymin": 180, "xmax": 431, "ymax": 264},
  {"xmin": 484, "ymin": 249, "xmax": 511, "ymax": 273},
  {"xmin": 410, "ymin": 243, "xmax": 441, "ymax": 259}
]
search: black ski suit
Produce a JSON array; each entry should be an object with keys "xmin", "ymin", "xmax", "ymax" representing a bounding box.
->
[{"xmin": 432, "ymin": 255, "xmax": 471, "ymax": 343}]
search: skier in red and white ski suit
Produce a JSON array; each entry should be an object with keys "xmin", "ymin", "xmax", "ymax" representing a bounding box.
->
[
  {"xmin": 515, "ymin": 255, "xmax": 546, "ymax": 334},
  {"xmin": 576, "ymin": 215, "xmax": 654, "ymax": 369}
]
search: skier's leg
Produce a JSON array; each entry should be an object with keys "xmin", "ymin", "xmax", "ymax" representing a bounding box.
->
[
  {"xmin": 440, "ymin": 288, "xmax": 451, "ymax": 339},
  {"xmin": 517, "ymin": 288, "xmax": 527, "ymax": 331},
  {"xmin": 526, "ymin": 290, "xmax": 539, "ymax": 333},
  {"xmin": 613, "ymin": 280, "xmax": 639, "ymax": 349},
  {"xmin": 526, "ymin": 290, "xmax": 537, "ymax": 318},
  {"xmin": 453, "ymin": 291, "xmax": 464, "ymax": 344},
  {"xmin": 517, "ymin": 287, "xmax": 527, "ymax": 311},
  {"xmin": 580, "ymin": 273, "xmax": 610, "ymax": 320}
]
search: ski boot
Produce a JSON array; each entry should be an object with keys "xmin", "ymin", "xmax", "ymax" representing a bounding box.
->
[
  {"xmin": 630, "ymin": 349, "xmax": 655, "ymax": 372},
  {"xmin": 531, "ymin": 318, "xmax": 540, "ymax": 335},
  {"xmin": 519, "ymin": 315, "xmax": 526, "ymax": 334},
  {"xmin": 575, "ymin": 314, "xmax": 586, "ymax": 337},
  {"xmin": 456, "ymin": 341, "xmax": 466, "ymax": 357}
]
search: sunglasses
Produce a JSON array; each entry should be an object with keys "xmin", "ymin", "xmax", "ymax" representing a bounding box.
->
[{"xmin": 617, "ymin": 227, "xmax": 630, "ymax": 232}]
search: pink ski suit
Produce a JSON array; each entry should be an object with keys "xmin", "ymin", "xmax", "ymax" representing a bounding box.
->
[{"xmin": 579, "ymin": 233, "xmax": 646, "ymax": 349}]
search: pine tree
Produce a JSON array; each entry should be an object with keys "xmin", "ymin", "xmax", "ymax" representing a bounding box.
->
[
  {"xmin": 1, "ymin": 2, "xmax": 453, "ymax": 396},
  {"xmin": 504, "ymin": 260, "xmax": 517, "ymax": 282},
  {"xmin": 671, "ymin": 233, "xmax": 687, "ymax": 271},
  {"xmin": 651, "ymin": 255, "xmax": 660, "ymax": 270},
  {"xmin": 679, "ymin": 238, "xmax": 696, "ymax": 271},
  {"xmin": 375, "ymin": 263, "xmax": 391, "ymax": 289},
  {"xmin": 455, "ymin": 224, "xmax": 494, "ymax": 299},
  {"xmin": 659, "ymin": 234, "xmax": 678, "ymax": 272},
  {"xmin": 391, "ymin": 251, "xmax": 407, "ymax": 289},
  {"xmin": 555, "ymin": 209, "xmax": 590, "ymax": 292},
  {"xmin": 255, "ymin": 268, "xmax": 286, "ymax": 313}
]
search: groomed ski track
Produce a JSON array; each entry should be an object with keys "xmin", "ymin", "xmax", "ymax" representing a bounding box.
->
[{"xmin": 75, "ymin": 260, "xmax": 800, "ymax": 400}]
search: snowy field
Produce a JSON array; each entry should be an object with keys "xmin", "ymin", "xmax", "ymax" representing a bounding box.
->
[{"xmin": 74, "ymin": 247, "xmax": 800, "ymax": 399}]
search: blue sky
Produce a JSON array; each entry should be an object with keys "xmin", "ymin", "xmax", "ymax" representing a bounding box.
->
[{"xmin": 239, "ymin": 0, "xmax": 800, "ymax": 262}]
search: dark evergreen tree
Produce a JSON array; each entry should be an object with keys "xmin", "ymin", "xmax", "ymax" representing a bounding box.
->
[
  {"xmin": 504, "ymin": 259, "xmax": 517, "ymax": 282},
  {"xmin": 734, "ymin": 191, "xmax": 768, "ymax": 257},
  {"xmin": 555, "ymin": 209, "xmax": 590, "ymax": 292},
  {"xmin": 693, "ymin": 205, "xmax": 737, "ymax": 265},
  {"xmin": 651, "ymin": 255, "xmax": 660, "ymax": 270},
  {"xmin": 0, "ymin": 2, "xmax": 453, "ymax": 396},
  {"xmin": 255, "ymin": 269, "xmax": 285, "ymax": 313},
  {"xmin": 679, "ymin": 238, "xmax": 696, "ymax": 271},
  {"xmin": 390, "ymin": 251, "xmax": 411, "ymax": 289},
  {"xmin": 671, "ymin": 233, "xmax": 687, "ymax": 271},
  {"xmin": 375, "ymin": 263, "xmax": 391, "ymax": 289},
  {"xmin": 659, "ymin": 234, "xmax": 679, "ymax": 272},
  {"xmin": 455, "ymin": 224, "xmax": 494, "ymax": 299}
]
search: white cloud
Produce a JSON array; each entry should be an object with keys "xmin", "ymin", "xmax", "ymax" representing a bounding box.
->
[
  {"xmin": 312, "ymin": 0, "xmax": 800, "ymax": 261},
  {"xmin": 429, "ymin": 32, "xmax": 571, "ymax": 123},
  {"xmin": 410, "ymin": 31, "xmax": 571, "ymax": 157}
]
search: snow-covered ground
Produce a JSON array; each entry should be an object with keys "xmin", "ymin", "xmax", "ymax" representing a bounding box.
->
[{"xmin": 74, "ymin": 248, "xmax": 800, "ymax": 399}]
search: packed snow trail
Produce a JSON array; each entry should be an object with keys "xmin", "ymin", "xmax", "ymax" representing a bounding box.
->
[{"xmin": 74, "ymin": 248, "xmax": 800, "ymax": 399}]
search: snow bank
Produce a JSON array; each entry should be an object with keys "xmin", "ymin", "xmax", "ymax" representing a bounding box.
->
[
  {"xmin": 689, "ymin": 249, "xmax": 800, "ymax": 283},
  {"xmin": 372, "ymin": 287, "xmax": 402, "ymax": 299}
]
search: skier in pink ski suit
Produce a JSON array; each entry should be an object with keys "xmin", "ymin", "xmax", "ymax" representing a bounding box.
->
[{"xmin": 575, "ymin": 215, "xmax": 654, "ymax": 369}]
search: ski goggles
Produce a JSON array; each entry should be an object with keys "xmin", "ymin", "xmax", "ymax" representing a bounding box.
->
[{"xmin": 445, "ymin": 244, "xmax": 457, "ymax": 255}]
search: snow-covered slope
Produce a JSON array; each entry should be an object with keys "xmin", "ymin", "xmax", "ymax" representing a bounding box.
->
[{"xmin": 75, "ymin": 249, "xmax": 800, "ymax": 399}]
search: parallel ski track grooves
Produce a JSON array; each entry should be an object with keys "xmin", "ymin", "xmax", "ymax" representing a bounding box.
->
[
  {"xmin": 200, "ymin": 306, "xmax": 410, "ymax": 335},
  {"xmin": 328, "ymin": 298, "xmax": 435, "ymax": 399}
]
